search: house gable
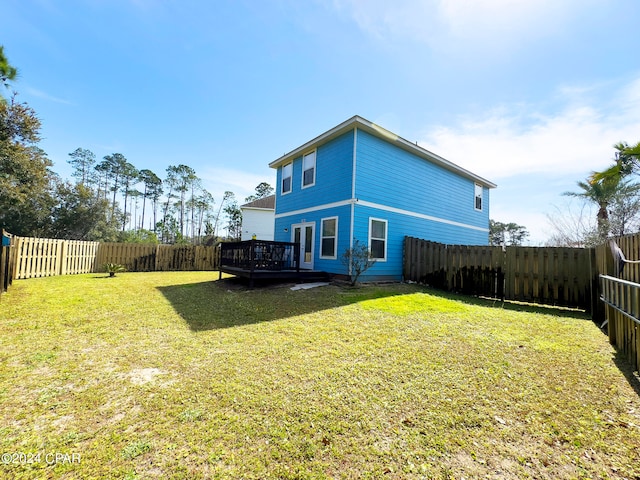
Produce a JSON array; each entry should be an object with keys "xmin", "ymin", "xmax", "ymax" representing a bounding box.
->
[{"xmin": 269, "ymin": 116, "xmax": 496, "ymax": 281}]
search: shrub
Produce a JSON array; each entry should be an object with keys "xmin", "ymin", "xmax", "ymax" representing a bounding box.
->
[
  {"xmin": 340, "ymin": 239, "xmax": 376, "ymax": 286},
  {"xmin": 103, "ymin": 263, "xmax": 126, "ymax": 277}
]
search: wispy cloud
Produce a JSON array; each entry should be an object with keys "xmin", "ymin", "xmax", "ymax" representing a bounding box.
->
[
  {"xmin": 420, "ymin": 75, "xmax": 640, "ymax": 181},
  {"xmin": 25, "ymin": 86, "xmax": 73, "ymax": 105},
  {"xmin": 326, "ymin": 0, "xmax": 596, "ymax": 55}
]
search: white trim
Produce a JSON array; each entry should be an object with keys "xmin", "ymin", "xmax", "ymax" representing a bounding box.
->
[
  {"xmin": 320, "ymin": 216, "xmax": 339, "ymax": 259},
  {"xmin": 241, "ymin": 207, "xmax": 275, "ymax": 212},
  {"xmin": 291, "ymin": 222, "xmax": 315, "ymax": 269},
  {"xmin": 357, "ymin": 200, "xmax": 490, "ymax": 232},
  {"xmin": 301, "ymin": 150, "xmax": 316, "ymax": 189},
  {"xmin": 474, "ymin": 183, "xmax": 483, "ymax": 212},
  {"xmin": 281, "ymin": 162, "xmax": 293, "ymax": 195},
  {"xmin": 275, "ymin": 198, "xmax": 489, "ymax": 232},
  {"xmin": 351, "ymin": 127, "xmax": 357, "ymax": 200},
  {"xmin": 274, "ymin": 199, "xmax": 355, "ymax": 219},
  {"xmin": 369, "ymin": 217, "xmax": 388, "ymax": 262},
  {"xmin": 349, "ymin": 128, "xmax": 357, "ymax": 277}
]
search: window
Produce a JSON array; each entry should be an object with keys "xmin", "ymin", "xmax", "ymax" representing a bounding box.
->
[
  {"xmin": 282, "ymin": 163, "xmax": 292, "ymax": 194},
  {"xmin": 474, "ymin": 183, "xmax": 483, "ymax": 211},
  {"xmin": 302, "ymin": 151, "xmax": 316, "ymax": 188},
  {"xmin": 369, "ymin": 218, "xmax": 387, "ymax": 261},
  {"xmin": 320, "ymin": 217, "xmax": 338, "ymax": 258}
]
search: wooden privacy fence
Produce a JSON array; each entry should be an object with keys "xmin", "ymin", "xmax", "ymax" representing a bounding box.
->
[
  {"xmin": 595, "ymin": 233, "xmax": 640, "ymax": 373},
  {"xmin": 9, "ymin": 235, "xmax": 219, "ymax": 279},
  {"xmin": 12, "ymin": 236, "xmax": 99, "ymax": 279},
  {"xmin": 95, "ymin": 243, "xmax": 218, "ymax": 272},
  {"xmin": 404, "ymin": 237, "xmax": 596, "ymax": 311},
  {"xmin": 600, "ymin": 275, "xmax": 640, "ymax": 372}
]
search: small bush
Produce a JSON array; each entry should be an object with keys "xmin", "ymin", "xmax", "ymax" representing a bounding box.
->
[
  {"xmin": 103, "ymin": 263, "xmax": 126, "ymax": 277},
  {"xmin": 340, "ymin": 239, "xmax": 376, "ymax": 286}
]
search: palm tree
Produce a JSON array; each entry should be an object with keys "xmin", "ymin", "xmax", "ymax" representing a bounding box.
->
[
  {"xmin": 590, "ymin": 141, "xmax": 640, "ymax": 185},
  {"xmin": 564, "ymin": 176, "xmax": 620, "ymax": 239}
]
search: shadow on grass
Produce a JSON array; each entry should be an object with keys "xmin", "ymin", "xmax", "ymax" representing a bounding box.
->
[
  {"xmin": 419, "ymin": 286, "xmax": 592, "ymax": 321},
  {"xmin": 613, "ymin": 350, "xmax": 640, "ymax": 398},
  {"xmin": 158, "ymin": 277, "xmax": 591, "ymax": 331},
  {"xmin": 157, "ymin": 277, "xmax": 411, "ymax": 331}
]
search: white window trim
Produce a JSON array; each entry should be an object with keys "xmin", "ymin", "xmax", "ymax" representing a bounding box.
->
[
  {"xmin": 474, "ymin": 183, "xmax": 483, "ymax": 211},
  {"xmin": 368, "ymin": 217, "xmax": 387, "ymax": 262},
  {"xmin": 281, "ymin": 162, "xmax": 292, "ymax": 195},
  {"xmin": 301, "ymin": 150, "xmax": 316, "ymax": 189},
  {"xmin": 320, "ymin": 216, "xmax": 338, "ymax": 259}
]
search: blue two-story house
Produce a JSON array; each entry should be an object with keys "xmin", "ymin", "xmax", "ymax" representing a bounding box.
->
[{"xmin": 269, "ymin": 115, "xmax": 496, "ymax": 282}]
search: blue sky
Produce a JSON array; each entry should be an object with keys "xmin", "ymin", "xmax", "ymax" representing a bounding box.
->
[{"xmin": 4, "ymin": 0, "xmax": 640, "ymax": 243}]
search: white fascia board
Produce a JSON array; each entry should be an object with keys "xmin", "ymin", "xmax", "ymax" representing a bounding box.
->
[
  {"xmin": 241, "ymin": 207, "xmax": 275, "ymax": 212},
  {"xmin": 268, "ymin": 115, "xmax": 497, "ymax": 189}
]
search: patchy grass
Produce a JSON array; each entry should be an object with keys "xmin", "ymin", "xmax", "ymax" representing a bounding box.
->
[{"xmin": 0, "ymin": 272, "xmax": 639, "ymax": 479}]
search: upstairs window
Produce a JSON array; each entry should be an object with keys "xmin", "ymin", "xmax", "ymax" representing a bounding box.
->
[
  {"xmin": 369, "ymin": 218, "xmax": 387, "ymax": 261},
  {"xmin": 302, "ymin": 151, "xmax": 316, "ymax": 188},
  {"xmin": 474, "ymin": 183, "xmax": 483, "ymax": 211},
  {"xmin": 282, "ymin": 163, "xmax": 292, "ymax": 194},
  {"xmin": 320, "ymin": 217, "xmax": 338, "ymax": 259}
]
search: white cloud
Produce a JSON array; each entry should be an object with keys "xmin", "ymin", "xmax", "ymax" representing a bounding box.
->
[
  {"xmin": 420, "ymin": 77, "xmax": 640, "ymax": 181},
  {"xmin": 414, "ymin": 74, "xmax": 640, "ymax": 244},
  {"xmin": 326, "ymin": 0, "xmax": 597, "ymax": 54}
]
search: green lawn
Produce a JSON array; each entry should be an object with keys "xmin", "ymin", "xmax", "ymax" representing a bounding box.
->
[{"xmin": 0, "ymin": 272, "xmax": 639, "ymax": 479}]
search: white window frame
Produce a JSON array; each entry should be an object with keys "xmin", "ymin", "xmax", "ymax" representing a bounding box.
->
[
  {"xmin": 281, "ymin": 163, "xmax": 292, "ymax": 195},
  {"xmin": 474, "ymin": 183, "xmax": 483, "ymax": 211},
  {"xmin": 301, "ymin": 150, "xmax": 316, "ymax": 189},
  {"xmin": 320, "ymin": 216, "xmax": 338, "ymax": 259},
  {"xmin": 368, "ymin": 217, "xmax": 387, "ymax": 262}
]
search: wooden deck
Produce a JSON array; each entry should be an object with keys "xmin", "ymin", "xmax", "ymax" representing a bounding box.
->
[{"xmin": 219, "ymin": 240, "xmax": 329, "ymax": 287}]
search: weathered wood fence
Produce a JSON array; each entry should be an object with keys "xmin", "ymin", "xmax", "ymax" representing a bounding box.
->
[
  {"xmin": 403, "ymin": 237, "xmax": 596, "ymax": 311},
  {"xmin": 95, "ymin": 243, "xmax": 218, "ymax": 272},
  {"xmin": 600, "ymin": 275, "xmax": 640, "ymax": 372},
  {"xmin": 595, "ymin": 233, "xmax": 640, "ymax": 373},
  {"xmin": 8, "ymin": 235, "xmax": 219, "ymax": 280}
]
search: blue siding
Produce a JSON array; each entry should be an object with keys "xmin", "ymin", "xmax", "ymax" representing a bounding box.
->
[
  {"xmin": 274, "ymin": 204, "xmax": 352, "ymax": 275},
  {"xmin": 355, "ymin": 130, "xmax": 489, "ymax": 231},
  {"xmin": 352, "ymin": 204, "xmax": 489, "ymax": 282},
  {"xmin": 275, "ymin": 132, "xmax": 354, "ymax": 215},
  {"xmin": 272, "ymin": 124, "xmax": 491, "ymax": 282}
]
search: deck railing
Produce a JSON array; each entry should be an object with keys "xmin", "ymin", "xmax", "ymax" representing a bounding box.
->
[{"xmin": 219, "ymin": 240, "xmax": 300, "ymax": 273}]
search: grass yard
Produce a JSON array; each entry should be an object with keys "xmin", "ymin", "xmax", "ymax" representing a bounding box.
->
[{"xmin": 0, "ymin": 272, "xmax": 639, "ymax": 479}]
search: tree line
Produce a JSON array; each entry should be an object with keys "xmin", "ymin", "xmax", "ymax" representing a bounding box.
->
[{"xmin": 0, "ymin": 46, "xmax": 272, "ymax": 244}]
